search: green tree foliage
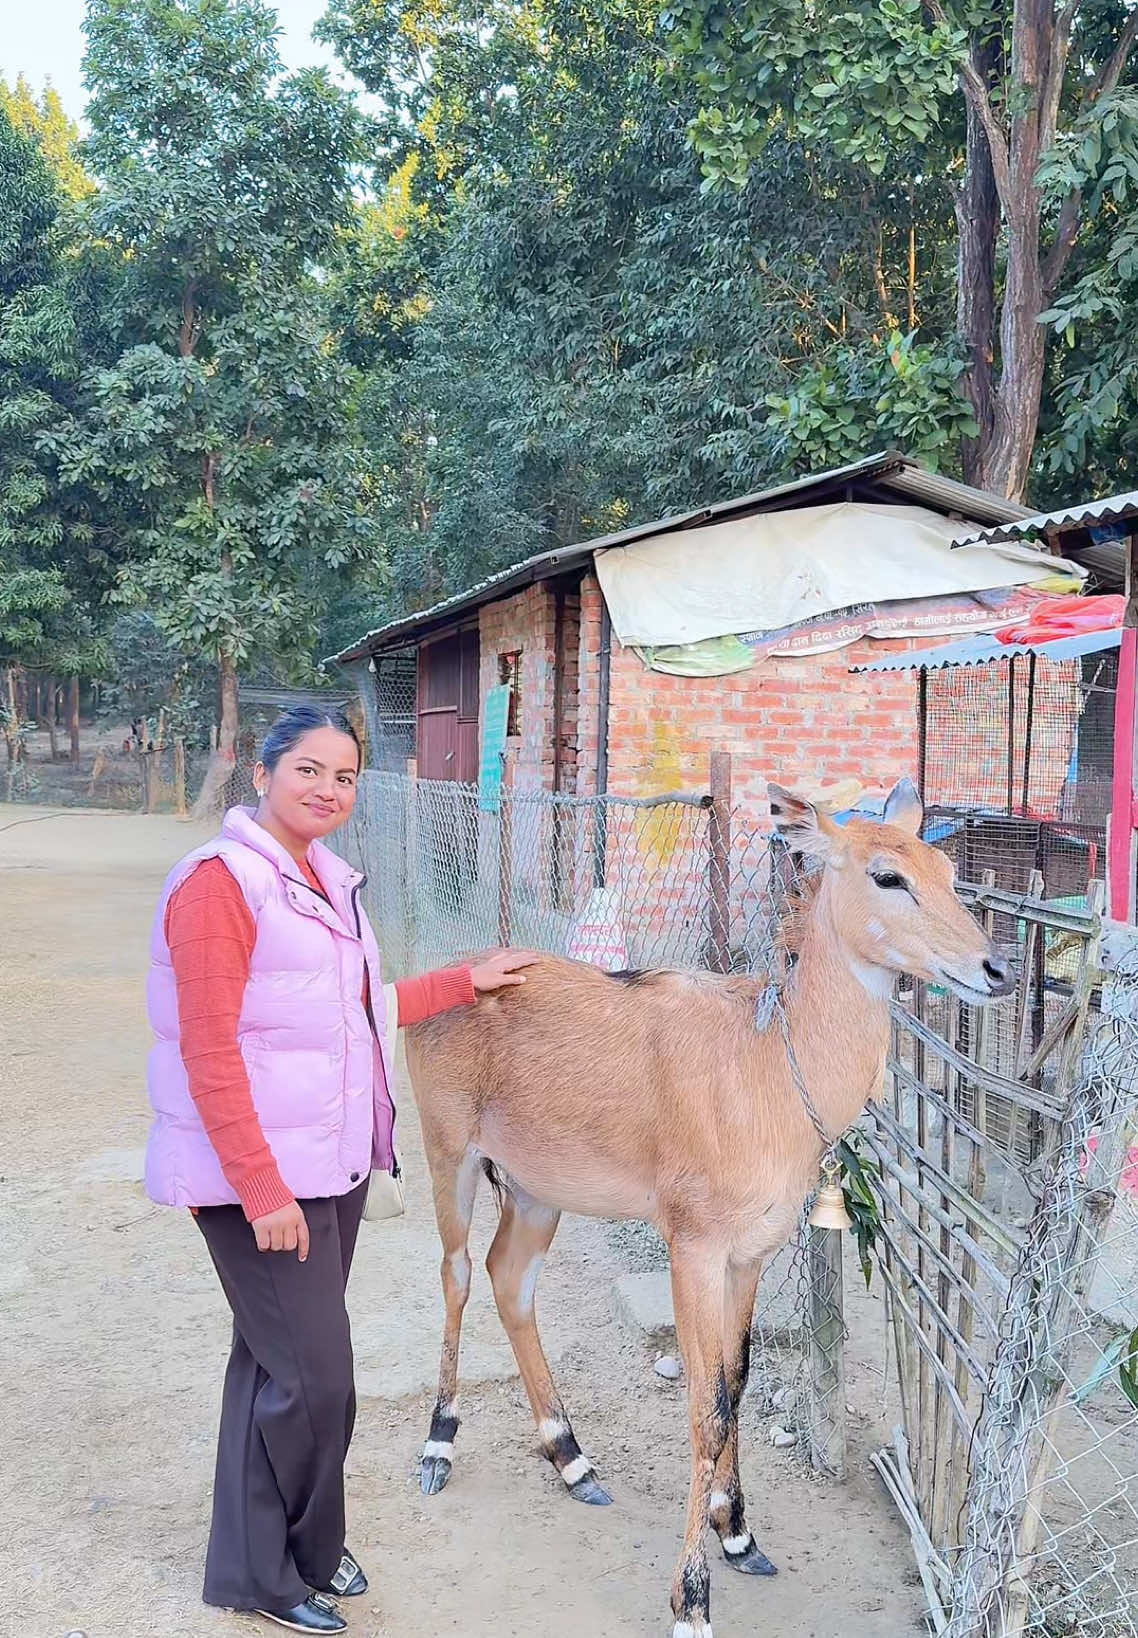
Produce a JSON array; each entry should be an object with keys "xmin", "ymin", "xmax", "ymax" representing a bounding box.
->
[
  {"xmin": 663, "ymin": 0, "xmax": 1138, "ymax": 500},
  {"xmin": 321, "ymin": 0, "xmax": 984, "ymax": 618},
  {"xmin": 0, "ymin": 74, "xmax": 94, "ymax": 200},
  {"xmin": 1038, "ymin": 87, "xmax": 1138, "ymax": 490},
  {"xmin": 6, "ymin": 0, "xmax": 1138, "ymax": 726},
  {"xmin": 48, "ymin": 0, "xmax": 380, "ymax": 809},
  {"xmin": 0, "ymin": 106, "xmax": 103, "ymax": 683},
  {"xmin": 103, "ymin": 610, "xmax": 214, "ymax": 737}
]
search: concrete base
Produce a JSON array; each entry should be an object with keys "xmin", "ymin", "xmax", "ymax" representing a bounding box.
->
[
  {"xmin": 613, "ymin": 1253, "xmax": 803, "ymax": 1348},
  {"xmin": 612, "ymin": 1272, "xmax": 676, "ymax": 1348}
]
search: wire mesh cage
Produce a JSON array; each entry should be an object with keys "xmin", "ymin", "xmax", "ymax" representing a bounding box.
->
[
  {"xmin": 920, "ymin": 649, "xmax": 1117, "ymax": 906},
  {"xmin": 350, "ymin": 650, "xmax": 418, "ymax": 774}
]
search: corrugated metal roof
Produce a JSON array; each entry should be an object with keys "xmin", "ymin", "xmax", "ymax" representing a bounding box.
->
[
  {"xmin": 327, "ymin": 451, "xmax": 1034, "ymax": 665},
  {"xmin": 877, "ymin": 464, "xmax": 1035, "ymax": 523},
  {"xmin": 241, "ymin": 685, "xmax": 351, "ymax": 709},
  {"xmin": 952, "ymin": 491, "xmax": 1138, "ymax": 548},
  {"xmin": 851, "ymin": 626, "xmax": 1122, "ymax": 673}
]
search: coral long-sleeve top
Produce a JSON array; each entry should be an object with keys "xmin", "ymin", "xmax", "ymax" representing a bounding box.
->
[{"xmin": 165, "ymin": 856, "xmax": 474, "ymax": 1219}]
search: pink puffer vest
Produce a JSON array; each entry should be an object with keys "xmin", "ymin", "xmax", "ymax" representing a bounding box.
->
[{"xmin": 145, "ymin": 806, "xmax": 396, "ymax": 1209}]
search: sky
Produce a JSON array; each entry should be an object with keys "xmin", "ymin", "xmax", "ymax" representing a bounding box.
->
[{"xmin": 3, "ymin": 0, "xmax": 347, "ymax": 124}]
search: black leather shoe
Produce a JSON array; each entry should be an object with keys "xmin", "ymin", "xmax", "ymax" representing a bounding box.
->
[
  {"xmin": 317, "ymin": 1549, "xmax": 368, "ymax": 1598},
  {"xmin": 254, "ymin": 1593, "xmax": 347, "ymax": 1633}
]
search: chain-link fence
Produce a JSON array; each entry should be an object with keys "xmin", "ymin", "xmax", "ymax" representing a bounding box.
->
[
  {"xmin": 0, "ymin": 715, "xmax": 247, "ymax": 813},
  {"xmin": 336, "ymin": 770, "xmax": 729, "ymax": 979},
  {"xmin": 333, "ymin": 768, "xmax": 852, "ymax": 1474},
  {"xmin": 935, "ymin": 915, "xmax": 1138, "ymax": 1638},
  {"xmin": 336, "ymin": 767, "xmax": 1138, "ymax": 1635},
  {"xmin": 861, "ymin": 878, "xmax": 1138, "ymax": 1638}
]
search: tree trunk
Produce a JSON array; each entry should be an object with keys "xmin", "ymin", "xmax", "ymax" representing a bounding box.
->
[
  {"xmin": 6, "ymin": 664, "xmax": 27, "ymax": 771},
  {"xmin": 974, "ymin": 0, "xmax": 1060, "ymax": 500},
  {"xmin": 3, "ymin": 665, "xmax": 18, "ymax": 768},
  {"xmin": 191, "ymin": 651, "xmax": 239, "ymax": 819},
  {"xmin": 173, "ymin": 736, "xmax": 187, "ymax": 817},
  {"xmin": 957, "ymin": 42, "xmax": 1000, "ymax": 488},
  {"xmin": 189, "ymin": 452, "xmax": 238, "ymax": 820},
  {"xmin": 45, "ymin": 676, "xmax": 59, "ymax": 762},
  {"xmin": 69, "ymin": 676, "xmax": 80, "ymax": 763},
  {"xmin": 987, "ymin": 288, "xmax": 1047, "ymax": 504}
]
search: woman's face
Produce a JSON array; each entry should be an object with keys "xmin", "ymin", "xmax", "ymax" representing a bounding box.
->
[{"xmin": 255, "ymin": 726, "xmax": 360, "ymax": 846}]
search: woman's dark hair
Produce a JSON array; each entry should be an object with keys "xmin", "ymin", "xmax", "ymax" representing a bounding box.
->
[{"xmin": 259, "ymin": 705, "xmax": 363, "ymax": 774}]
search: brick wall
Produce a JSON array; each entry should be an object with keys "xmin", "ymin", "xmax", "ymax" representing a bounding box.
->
[
  {"xmin": 567, "ymin": 572, "xmax": 926, "ymax": 965},
  {"xmin": 576, "ymin": 573, "xmax": 605, "ymax": 798},
  {"xmin": 464, "ymin": 574, "xmax": 1096, "ymax": 963},
  {"xmin": 589, "ymin": 580, "xmax": 921, "ymax": 812},
  {"xmin": 478, "ymin": 584, "xmax": 557, "ymax": 795},
  {"xmin": 474, "ymin": 579, "xmax": 1084, "ymax": 829}
]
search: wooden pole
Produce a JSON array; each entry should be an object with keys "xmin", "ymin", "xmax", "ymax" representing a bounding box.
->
[
  {"xmin": 708, "ymin": 750, "xmax": 733, "ymax": 973},
  {"xmin": 146, "ymin": 750, "xmax": 161, "ymax": 813},
  {"xmin": 808, "ymin": 1224, "xmax": 847, "ymax": 1478},
  {"xmin": 173, "ymin": 737, "xmax": 187, "ymax": 816},
  {"xmin": 68, "ymin": 676, "xmax": 80, "ymax": 763}
]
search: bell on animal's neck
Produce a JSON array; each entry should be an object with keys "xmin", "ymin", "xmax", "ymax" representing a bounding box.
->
[
  {"xmin": 808, "ymin": 1150, "xmax": 852, "ymax": 1231},
  {"xmin": 808, "ymin": 1181, "xmax": 852, "ymax": 1231}
]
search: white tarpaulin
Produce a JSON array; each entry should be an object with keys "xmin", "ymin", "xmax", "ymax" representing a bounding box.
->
[{"xmin": 593, "ymin": 501, "xmax": 1084, "ymax": 649}]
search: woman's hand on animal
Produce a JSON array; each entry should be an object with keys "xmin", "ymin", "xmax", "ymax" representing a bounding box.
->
[
  {"xmin": 251, "ymin": 1200, "xmax": 310, "ymax": 1260},
  {"xmin": 469, "ymin": 949, "xmax": 541, "ymax": 994}
]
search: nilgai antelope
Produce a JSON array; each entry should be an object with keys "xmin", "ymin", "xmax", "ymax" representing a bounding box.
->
[{"xmin": 405, "ymin": 779, "xmax": 1014, "ymax": 1638}]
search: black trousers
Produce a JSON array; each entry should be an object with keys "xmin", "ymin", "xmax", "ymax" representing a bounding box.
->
[{"xmin": 194, "ymin": 1180, "xmax": 368, "ymax": 1613}]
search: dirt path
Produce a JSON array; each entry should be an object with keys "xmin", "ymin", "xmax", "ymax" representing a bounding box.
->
[{"xmin": 0, "ymin": 806, "xmax": 922, "ymax": 1638}]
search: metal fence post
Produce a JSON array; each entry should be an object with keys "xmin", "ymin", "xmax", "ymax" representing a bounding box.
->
[
  {"xmin": 708, "ymin": 750, "xmax": 733, "ymax": 973},
  {"xmin": 404, "ymin": 759, "xmax": 419, "ymax": 974},
  {"xmin": 498, "ymin": 753, "xmax": 514, "ymax": 947},
  {"xmin": 807, "ymin": 1223, "xmax": 847, "ymax": 1477}
]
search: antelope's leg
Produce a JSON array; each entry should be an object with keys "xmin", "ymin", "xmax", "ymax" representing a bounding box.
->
[
  {"xmin": 669, "ymin": 1241, "xmax": 731, "ymax": 1638},
  {"xmin": 709, "ymin": 1259, "xmax": 777, "ymax": 1577},
  {"xmin": 420, "ymin": 1145, "xmax": 482, "ymax": 1496},
  {"xmin": 485, "ymin": 1187, "xmax": 611, "ymax": 1506}
]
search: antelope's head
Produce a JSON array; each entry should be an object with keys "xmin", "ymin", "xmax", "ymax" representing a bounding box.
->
[{"xmin": 769, "ymin": 779, "xmax": 1015, "ymax": 1004}]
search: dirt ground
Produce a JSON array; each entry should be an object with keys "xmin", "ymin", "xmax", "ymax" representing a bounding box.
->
[{"xmin": 0, "ymin": 805, "xmax": 924, "ymax": 1638}]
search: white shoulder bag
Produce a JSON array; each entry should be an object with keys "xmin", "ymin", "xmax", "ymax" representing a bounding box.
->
[{"xmin": 362, "ymin": 982, "xmax": 407, "ymax": 1222}]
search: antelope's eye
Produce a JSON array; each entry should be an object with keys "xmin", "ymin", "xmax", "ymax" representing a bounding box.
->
[{"xmin": 871, "ymin": 870, "xmax": 907, "ymax": 891}]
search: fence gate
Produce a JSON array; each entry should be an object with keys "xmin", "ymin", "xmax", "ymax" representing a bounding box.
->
[{"xmin": 868, "ymin": 875, "xmax": 1138, "ymax": 1637}]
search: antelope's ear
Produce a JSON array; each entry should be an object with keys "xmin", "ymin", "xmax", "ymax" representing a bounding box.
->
[
  {"xmin": 883, "ymin": 777, "xmax": 923, "ymax": 836},
  {"xmin": 768, "ymin": 784, "xmax": 842, "ymax": 859}
]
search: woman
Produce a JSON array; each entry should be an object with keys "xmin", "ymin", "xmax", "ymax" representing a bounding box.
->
[{"xmin": 145, "ymin": 705, "xmax": 533, "ymax": 1634}]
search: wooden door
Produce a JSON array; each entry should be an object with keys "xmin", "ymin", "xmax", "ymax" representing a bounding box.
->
[{"xmin": 418, "ymin": 633, "xmax": 461, "ymax": 780}]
